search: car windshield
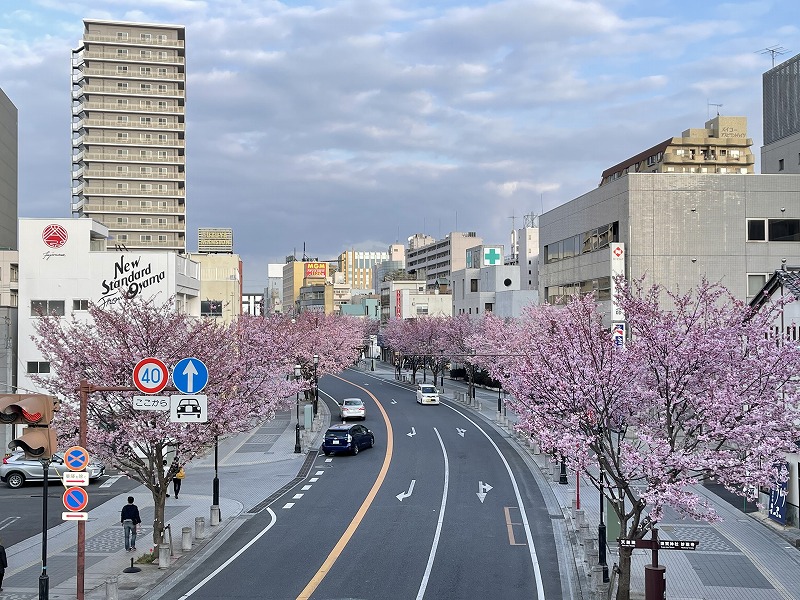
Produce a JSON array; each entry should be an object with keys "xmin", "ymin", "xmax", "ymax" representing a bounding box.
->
[
  {"xmin": 421, "ymin": 386, "xmax": 436, "ymax": 394},
  {"xmin": 344, "ymin": 400, "xmax": 362, "ymax": 406},
  {"xmin": 326, "ymin": 430, "xmax": 349, "ymax": 439}
]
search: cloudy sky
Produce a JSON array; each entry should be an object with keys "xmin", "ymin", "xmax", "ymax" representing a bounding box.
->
[{"xmin": 2, "ymin": 0, "xmax": 799, "ymax": 289}]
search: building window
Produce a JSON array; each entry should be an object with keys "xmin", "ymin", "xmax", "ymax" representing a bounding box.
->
[
  {"xmin": 140, "ymin": 235, "xmax": 152, "ymax": 242},
  {"xmin": 116, "ymin": 166, "xmax": 127, "ymax": 173},
  {"xmin": 141, "ymin": 33, "xmax": 152, "ymax": 42},
  {"xmin": 140, "ymin": 184, "xmax": 152, "ymax": 191},
  {"xmin": 140, "ymin": 50, "xmax": 152, "ymax": 58},
  {"xmin": 118, "ymin": 235, "xmax": 128, "ymax": 241},
  {"xmin": 140, "ymin": 84, "xmax": 152, "ymax": 91},
  {"xmin": 769, "ymin": 219, "xmax": 800, "ymax": 241},
  {"xmin": 116, "ymin": 217, "xmax": 128, "ymax": 224},
  {"xmin": 158, "ymin": 218, "xmax": 167, "ymax": 225},
  {"xmin": 746, "ymin": 219, "xmax": 766, "ymax": 241},
  {"xmin": 117, "ymin": 49, "xmax": 128, "ymax": 57},
  {"xmin": 117, "ymin": 116, "xmax": 128, "ymax": 123},
  {"xmin": 116, "ymin": 183, "xmax": 128, "ymax": 190},
  {"xmin": 73, "ymin": 299, "xmax": 90, "ymax": 311},
  {"xmin": 117, "ymin": 149, "xmax": 128, "ymax": 156},
  {"xmin": 116, "ymin": 66, "xmax": 128, "ymax": 74},
  {"xmin": 117, "ymin": 99, "xmax": 129, "ymax": 106},
  {"xmin": 158, "ymin": 68, "xmax": 167, "ymax": 76},
  {"xmin": 117, "ymin": 82, "xmax": 128, "ymax": 90},
  {"xmin": 747, "ymin": 274, "xmax": 768, "ymax": 296},
  {"xmin": 158, "ymin": 117, "xmax": 167, "ymax": 125},
  {"xmin": 117, "ymin": 132, "xmax": 129, "ymax": 140},
  {"xmin": 158, "ymin": 85, "xmax": 167, "ymax": 92},
  {"xmin": 141, "ymin": 218, "xmax": 152, "ymax": 224},
  {"xmin": 140, "ymin": 67, "xmax": 152, "ymax": 75},
  {"xmin": 201, "ymin": 300, "xmax": 223, "ymax": 317},
  {"xmin": 117, "ymin": 32, "xmax": 129, "ymax": 40},
  {"xmin": 157, "ymin": 35, "xmax": 167, "ymax": 43},
  {"xmin": 140, "ymin": 117, "xmax": 152, "ymax": 124},
  {"xmin": 470, "ymin": 279, "xmax": 479, "ymax": 292},
  {"xmin": 31, "ymin": 300, "xmax": 65, "ymax": 317},
  {"xmin": 140, "ymin": 167, "xmax": 152, "ymax": 174},
  {"xmin": 116, "ymin": 199, "xmax": 127, "ymax": 206},
  {"xmin": 779, "ymin": 159, "xmax": 785, "ymax": 171},
  {"xmin": 27, "ymin": 361, "xmax": 51, "ymax": 374},
  {"xmin": 730, "ymin": 149, "xmax": 740, "ymax": 159},
  {"xmin": 158, "ymin": 235, "xmax": 167, "ymax": 242}
]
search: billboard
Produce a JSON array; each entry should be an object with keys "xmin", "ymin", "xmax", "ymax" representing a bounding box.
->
[
  {"xmin": 304, "ymin": 262, "xmax": 328, "ymax": 278},
  {"xmin": 198, "ymin": 228, "xmax": 233, "ymax": 253}
]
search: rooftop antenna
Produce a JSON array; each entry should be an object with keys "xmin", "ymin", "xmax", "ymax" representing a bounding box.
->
[
  {"xmin": 509, "ymin": 210, "xmax": 516, "ymax": 231},
  {"xmin": 707, "ymin": 101, "xmax": 723, "ymax": 118},
  {"xmin": 757, "ymin": 45, "xmax": 788, "ymax": 68}
]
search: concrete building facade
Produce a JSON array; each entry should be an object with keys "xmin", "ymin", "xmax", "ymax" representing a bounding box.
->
[
  {"xmin": 188, "ymin": 252, "xmax": 242, "ymax": 324},
  {"xmin": 600, "ymin": 116, "xmax": 755, "ymax": 186},
  {"xmin": 18, "ymin": 218, "xmax": 200, "ymax": 395},
  {"xmin": 539, "ymin": 173, "xmax": 800, "ymax": 321},
  {"xmin": 378, "ymin": 279, "xmax": 452, "ymax": 325},
  {"xmin": 337, "ymin": 249, "xmax": 389, "ymax": 293},
  {"xmin": 762, "ymin": 52, "xmax": 800, "ymax": 175},
  {"xmin": 71, "ymin": 19, "xmax": 187, "ymax": 251},
  {"xmin": 406, "ymin": 231, "xmax": 483, "ymax": 290}
]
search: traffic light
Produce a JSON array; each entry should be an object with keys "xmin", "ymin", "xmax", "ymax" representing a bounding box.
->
[{"xmin": 0, "ymin": 394, "xmax": 58, "ymax": 458}]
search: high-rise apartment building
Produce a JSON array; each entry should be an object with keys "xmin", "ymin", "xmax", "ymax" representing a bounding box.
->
[
  {"xmin": 406, "ymin": 232, "xmax": 482, "ymax": 290},
  {"xmin": 71, "ymin": 20, "xmax": 186, "ymax": 251},
  {"xmin": 337, "ymin": 249, "xmax": 389, "ymax": 293},
  {"xmin": 762, "ymin": 52, "xmax": 800, "ymax": 174}
]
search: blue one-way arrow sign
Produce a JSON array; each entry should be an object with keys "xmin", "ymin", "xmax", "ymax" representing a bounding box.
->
[{"xmin": 172, "ymin": 357, "xmax": 209, "ymax": 395}]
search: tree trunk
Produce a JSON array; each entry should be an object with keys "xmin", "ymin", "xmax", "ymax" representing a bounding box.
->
[
  {"xmin": 151, "ymin": 488, "xmax": 167, "ymax": 547},
  {"xmin": 616, "ymin": 545, "xmax": 632, "ymax": 600}
]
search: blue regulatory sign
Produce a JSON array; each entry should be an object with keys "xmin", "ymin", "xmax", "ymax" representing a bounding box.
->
[{"xmin": 172, "ymin": 357, "xmax": 209, "ymax": 395}]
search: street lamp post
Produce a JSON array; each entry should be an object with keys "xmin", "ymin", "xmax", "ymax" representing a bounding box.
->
[
  {"xmin": 294, "ymin": 363, "xmax": 302, "ymax": 454},
  {"xmin": 312, "ymin": 354, "xmax": 319, "ymax": 417},
  {"xmin": 599, "ymin": 458, "xmax": 609, "ymax": 582}
]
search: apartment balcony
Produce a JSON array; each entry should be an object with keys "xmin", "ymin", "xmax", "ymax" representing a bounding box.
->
[
  {"xmin": 82, "ymin": 170, "xmax": 184, "ymax": 181},
  {"xmin": 83, "ymin": 34, "xmax": 184, "ymax": 49},
  {"xmin": 78, "ymin": 135, "xmax": 185, "ymax": 148},
  {"xmin": 106, "ymin": 238, "xmax": 186, "ymax": 251},
  {"xmin": 77, "ymin": 85, "xmax": 185, "ymax": 98},
  {"xmin": 82, "ymin": 186, "xmax": 186, "ymax": 198},
  {"xmin": 81, "ymin": 50, "xmax": 185, "ymax": 65},
  {"xmin": 82, "ymin": 152, "xmax": 185, "ymax": 164},
  {"xmin": 81, "ymin": 68, "xmax": 184, "ymax": 82},
  {"xmin": 77, "ymin": 118, "xmax": 185, "ymax": 132},
  {"xmin": 103, "ymin": 221, "xmax": 186, "ymax": 232},
  {"xmin": 80, "ymin": 202, "xmax": 186, "ymax": 215},
  {"xmin": 74, "ymin": 100, "xmax": 183, "ymax": 114}
]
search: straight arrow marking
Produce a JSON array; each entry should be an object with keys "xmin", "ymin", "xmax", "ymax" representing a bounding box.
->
[
  {"xmin": 477, "ymin": 481, "xmax": 493, "ymax": 503},
  {"xmin": 407, "ymin": 427, "xmax": 416, "ymax": 437},
  {"xmin": 397, "ymin": 479, "xmax": 416, "ymax": 501}
]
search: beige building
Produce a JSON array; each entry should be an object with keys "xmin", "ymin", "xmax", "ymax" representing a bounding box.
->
[
  {"xmin": 337, "ymin": 249, "xmax": 389, "ymax": 293},
  {"xmin": 71, "ymin": 19, "xmax": 187, "ymax": 251},
  {"xmin": 189, "ymin": 253, "xmax": 242, "ymax": 324},
  {"xmin": 406, "ymin": 231, "xmax": 483, "ymax": 290},
  {"xmin": 282, "ymin": 260, "xmax": 330, "ymax": 314},
  {"xmin": 599, "ymin": 116, "xmax": 755, "ymax": 186}
]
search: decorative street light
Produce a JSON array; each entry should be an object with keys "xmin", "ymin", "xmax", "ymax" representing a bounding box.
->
[
  {"xmin": 312, "ymin": 354, "xmax": 319, "ymax": 417},
  {"xmin": 294, "ymin": 363, "xmax": 302, "ymax": 454}
]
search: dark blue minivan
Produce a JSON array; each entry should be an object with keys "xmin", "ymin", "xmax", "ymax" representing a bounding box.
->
[{"xmin": 321, "ymin": 424, "xmax": 375, "ymax": 455}]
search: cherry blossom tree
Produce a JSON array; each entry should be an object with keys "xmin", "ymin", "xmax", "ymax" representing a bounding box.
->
[
  {"xmin": 475, "ymin": 280, "xmax": 800, "ymax": 600},
  {"xmin": 32, "ymin": 296, "xmax": 301, "ymax": 546},
  {"xmin": 442, "ymin": 314, "xmax": 484, "ymax": 398}
]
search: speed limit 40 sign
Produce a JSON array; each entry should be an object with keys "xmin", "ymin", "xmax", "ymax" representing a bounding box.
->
[{"xmin": 133, "ymin": 357, "xmax": 169, "ymax": 394}]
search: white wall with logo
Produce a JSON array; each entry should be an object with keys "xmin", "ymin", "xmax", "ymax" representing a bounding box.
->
[{"xmin": 18, "ymin": 218, "xmax": 200, "ymax": 395}]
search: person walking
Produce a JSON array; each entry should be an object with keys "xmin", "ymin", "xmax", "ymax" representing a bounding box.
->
[
  {"xmin": 173, "ymin": 465, "xmax": 185, "ymax": 499},
  {"xmin": 0, "ymin": 536, "xmax": 7, "ymax": 592},
  {"xmin": 120, "ymin": 496, "xmax": 142, "ymax": 551}
]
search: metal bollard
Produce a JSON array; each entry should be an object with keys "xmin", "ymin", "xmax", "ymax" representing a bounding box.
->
[
  {"xmin": 158, "ymin": 543, "xmax": 170, "ymax": 569},
  {"xmin": 195, "ymin": 516, "xmax": 206, "ymax": 540},
  {"xmin": 104, "ymin": 576, "xmax": 118, "ymax": 600},
  {"xmin": 575, "ymin": 508, "xmax": 585, "ymax": 527},
  {"xmin": 210, "ymin": 504, "xmax": 221, "ymax": 526},
  {"xmin": 181, "ymin": 526, "xmax": 192, "ymax": 551},
  {"xmin": 590, "ymin": 564, "xmax": 605, "ymax": 592}
]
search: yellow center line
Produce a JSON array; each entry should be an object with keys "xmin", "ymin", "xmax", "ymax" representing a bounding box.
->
[{"xmin": 296, "ymin": 375, "xmax": 394, "ymax": 600}]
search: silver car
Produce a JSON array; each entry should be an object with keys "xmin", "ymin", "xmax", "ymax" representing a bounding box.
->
[
  {"xmin": 0, "ymin": 452, "xmax": 105, "ymax": 489},
  {"xmin": 339, "ymin": 398, "xmax": 366, "ymax": 421}
]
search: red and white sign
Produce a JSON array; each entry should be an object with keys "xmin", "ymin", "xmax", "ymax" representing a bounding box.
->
[
  {"xmin": 133, "ymin": 357, "xmax": 169, "ymax": 394},
  {"xmin": 304, "ymin": 262, "xmax": 327, "ymax": 278},
  {"xmin": 62, "ymin": 512, "xmax": 89, "ymax": 521},
  {"xmin": 63, "ymin": 486, "xmax": 89, "ymax": 512},
  {"xmin": 395, "ymin": 291, "xmax": 402, "ymax": 318},
  {"xmin": 42, "ymin": 224, "xmax": 68, "ymax": 249},
  {"xmin": 62, "ymin": 471, "xmax": 90, "ymax": 486}
]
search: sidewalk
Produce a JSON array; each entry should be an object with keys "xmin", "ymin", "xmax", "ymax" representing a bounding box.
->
[
  {"xmin": 0, "ymin": 397, "xmax": 331, "ymax": 600},
  {"xmin": 380, "ymin": 364, "xmax": 800, "ymax": 600}
]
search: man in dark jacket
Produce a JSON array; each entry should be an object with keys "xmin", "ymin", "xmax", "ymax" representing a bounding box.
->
[
  {"xmin": 120, "ymin": 496, "xmax": 142, "ymax": 551},
  {"xmin": 0, "ymin": 536, "xmax": 8, "ymax": 591}
]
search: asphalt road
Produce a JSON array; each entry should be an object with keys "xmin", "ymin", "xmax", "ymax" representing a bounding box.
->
[
  {"xmin": 159, "ymin": 370, "xmax": 565, "ymax": 600},
  {"xmin": 0, "ymin": 470, "xmax": 139, "ymax": 546}
]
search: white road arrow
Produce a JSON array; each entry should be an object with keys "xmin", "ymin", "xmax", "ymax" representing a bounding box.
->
[
  {"xmin": 182, "ymin": 360, "xmax": 198, "ymax": 393},
  {"xmin": 397, "ymin": 479, "xmax": 416, "ymax": 501},
  {"xmin": 456, "ymin": 428, "xmax": 466, "ymax": 437},
  {"xmin": 407, "ymin": 427, "xmax": 416, "ymax": 437},
  {"xmin": 391, "ymin": 399, "xmax": 397, "ymax": 405},
  {"xmin": 477, "ymin": 481, "xmax": 493, "ymax": 503}
]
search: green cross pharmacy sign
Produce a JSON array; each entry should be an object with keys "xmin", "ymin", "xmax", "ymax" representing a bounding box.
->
[{"xmin": 483, "ymin": 247, "xmax": 502, "ymax": 265}]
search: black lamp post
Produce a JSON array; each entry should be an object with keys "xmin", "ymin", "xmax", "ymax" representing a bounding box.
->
[
  {"xmin": 598, "ymin": 437, "xmax": 609, "ymax": 582},
  {"xmin": 294, "ymin": 363, "xmax": 302, "ymax": 454},
  {"xmin": 312, "ymin": 354, "xmax": 319, "ymax": 417}
]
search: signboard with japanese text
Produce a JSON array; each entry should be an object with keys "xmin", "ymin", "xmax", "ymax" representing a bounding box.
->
[
  {"xmin": 133, "ymin": 396, "xmax": 170, "ymax": 411},
  {"xmin": 304, "ymin": 262, "xmax": 328, "ymax": 278},
  {"xmin": 610, "ymin": 243, "xmax": 625, "ymax": 321},
  {"xmin": 198, "ymin": 228, "xmax": 233, "ymax": 253},
  {"xmin": 612, "ymin": 322, "xmax": 626, "ymax": 348},
  {"xmin": 768, "ymin": 463, "xmax": 789, "ymax": 525}
]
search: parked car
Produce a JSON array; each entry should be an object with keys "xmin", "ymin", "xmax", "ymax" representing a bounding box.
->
[
  {"xmin": 416, "ymin": 384, "xmax": 440, "ymax": 405},
  {"xmin": 1, "ymin": 452, "xmax": 106, "ymax": 489},
  {"xmin": 339, "ymin": 398, "xmax": 366, "ymax": 421},
  {"xmin": 321, "ymin": 424, "xmax": 374, "ymax": 456}
]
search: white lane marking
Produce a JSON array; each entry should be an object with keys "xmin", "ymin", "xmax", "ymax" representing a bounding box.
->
[
  {"xmin": 0, "ymin": 516, "xmax": 20, "ymax": 530},
  {"xmin": 178, "ymin": 507, "xmax": 278, "ymax": 599},
  {"xmin": 302, "ymin": 485, "xmax": 312, "ymax": 490},
  {"xmin": 456, "ymin": 428, "xmax": 466, "ymax": 437},
  {"xmin": 477, "ymin": 481, "xmax": 493, "ymax": 503},
  {"xmin": 416, "ymin": 427, "xmax": 449, "ymax": 600},
  {"xmin": 309, "ymin": 478, "xmax": 319, "ymax": 482},
  {"xmin": 407, "ymin": 427, "xmax": 417, "ymax": 437},
  {"xmin": 391, "ymin": 399, "xmax": 397, "ymax": 404},
  {"xmin": 315, "ymin": 471, "xmax": 325, "ymax": 475},
  {"xmin": 396, "ymin": 480, "xmax": 416, "ymax": 502},
  {"xmin": 325, "ymin": 458, "xmax": 333, "ymax": 463},
  {"xmin": 282, "ymin": 503, "xmax": 295, "ymax": 509},
  {"xmin": 443, "ymin": 404, "xmax": 546, "ymax": 600},
  {"xmin": 293, "ymin": 494, "xmax": 304, "ymax": 499},
  {"xmin": 99, "ymin": 475, "xmax": 123, "ymax": 488}
]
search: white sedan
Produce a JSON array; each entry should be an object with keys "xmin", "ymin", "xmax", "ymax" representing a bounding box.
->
[{"xmin": 340, "ymin": 398, "xmax": 366, "ymax": 421}]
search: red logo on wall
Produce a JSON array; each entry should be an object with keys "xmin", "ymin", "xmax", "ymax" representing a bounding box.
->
[{"xmin": 42, "ymin": 225, "xmax": 68, "ymax": 249}]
